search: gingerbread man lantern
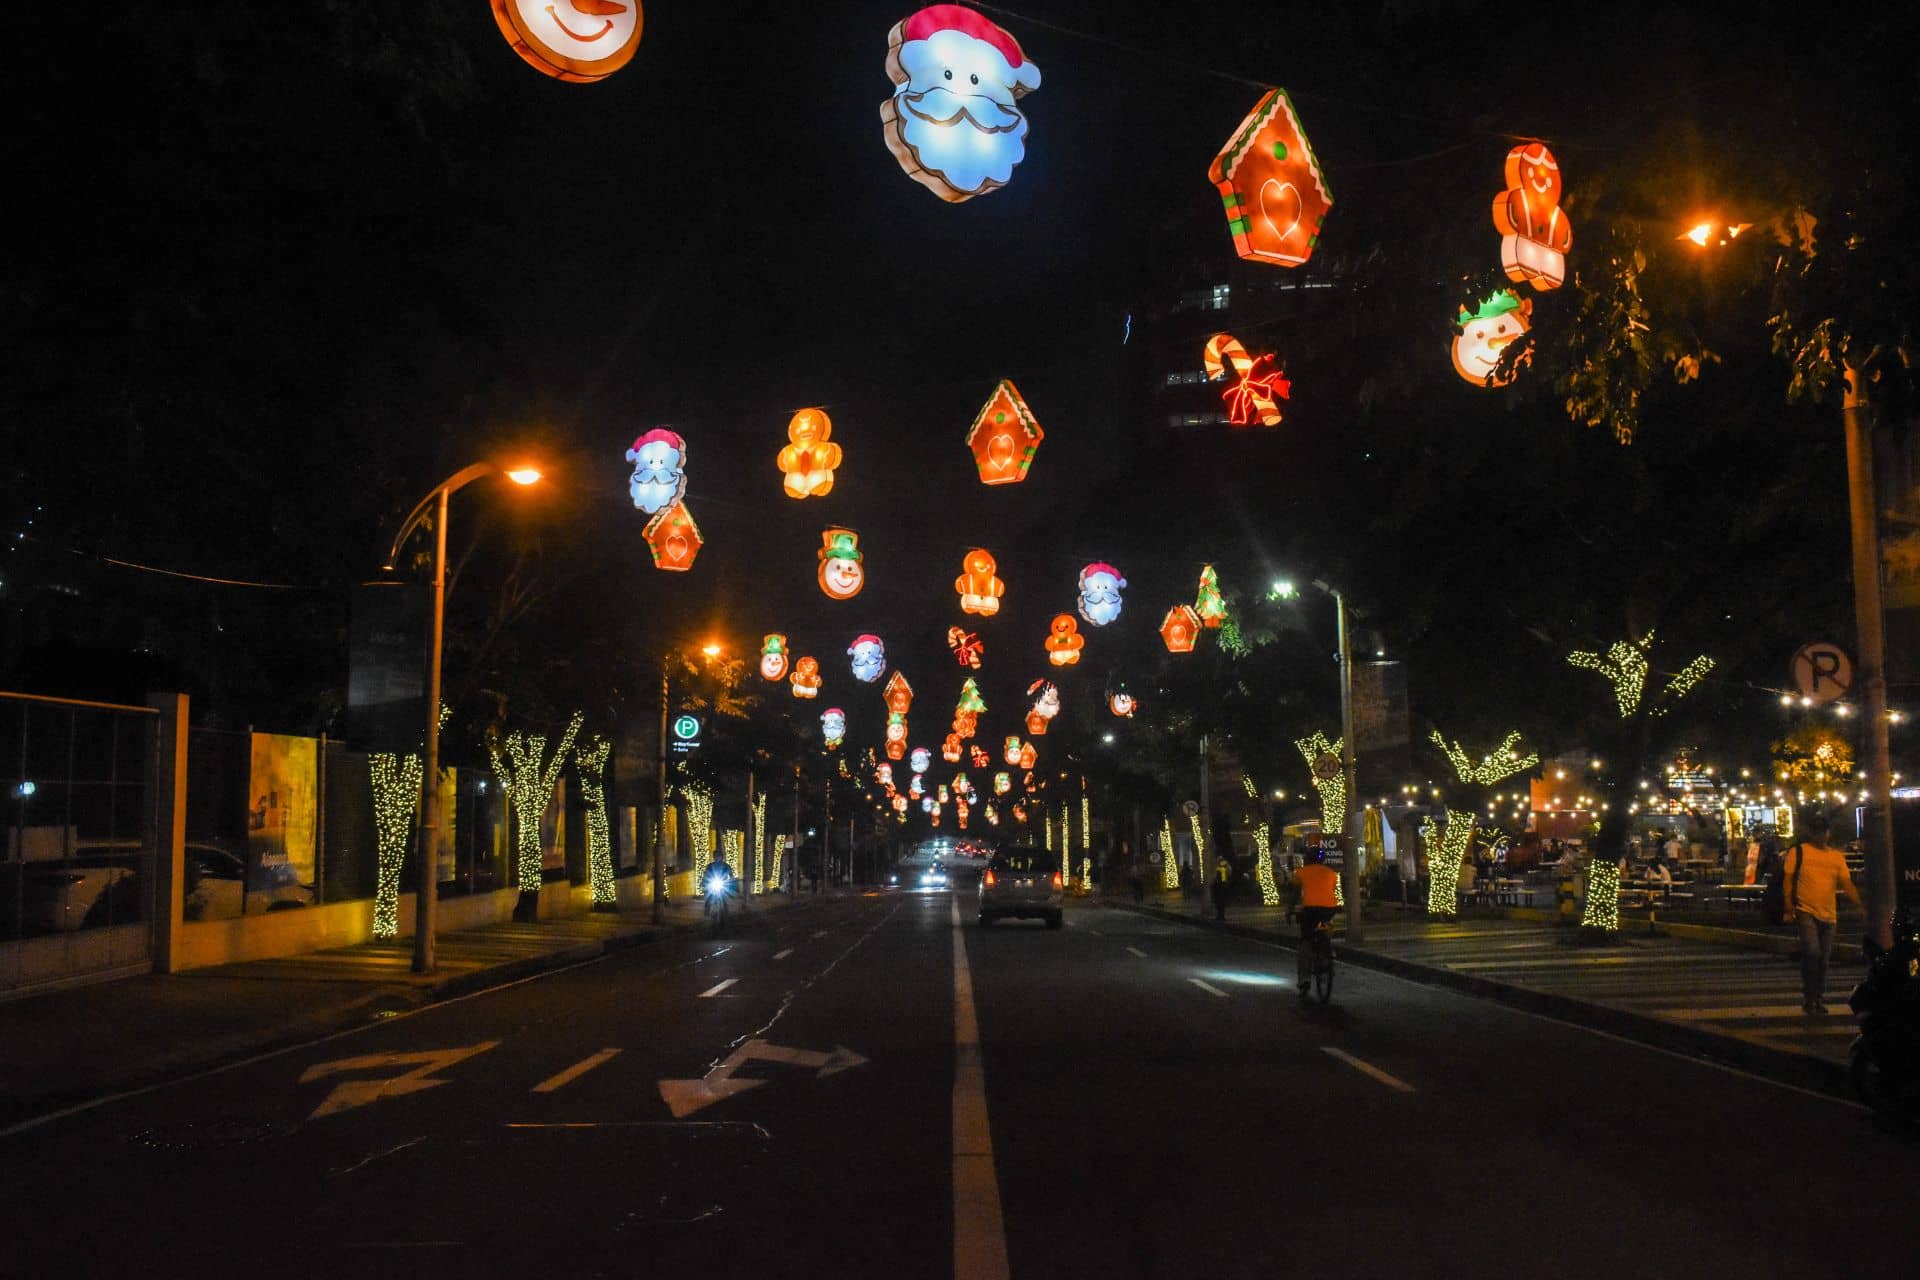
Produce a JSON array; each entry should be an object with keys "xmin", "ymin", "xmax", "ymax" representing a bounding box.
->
[
  {"xmin": 1045, "ymin": 614, "xmax": 1084, "ymax": 667},
  {"xmin": 790, "ymin": 656, "xmax": 822, "ymax": 699},
  {"xmin": 1492, "ymin": 143, "xmax": 1572, "ymax": 291},
  {"xmin": 778, "ymin": 408, "xmax": 843, "ymax": 499},
  {"xmin": 956, "ymin": 549, "xmax": 1005, "ymax": 616}
]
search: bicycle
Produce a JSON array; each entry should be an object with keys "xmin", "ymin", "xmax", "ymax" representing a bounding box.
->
[{"xmin": 1296, "ymin": 915, "xmax": 1334, "ymax": 1004}]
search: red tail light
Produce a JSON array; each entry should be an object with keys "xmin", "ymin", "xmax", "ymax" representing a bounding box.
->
[
  {"xmin": 983, "ymin": 870, "xmax": 996, "ymax": 888},
  {"xmin": 1051, "ymin": 872, "xmax": 1063, "ymax": 889}
]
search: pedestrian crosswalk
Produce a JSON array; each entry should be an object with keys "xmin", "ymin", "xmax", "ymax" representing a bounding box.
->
[{"xmin": 1357, "ymin": 923, "xmax": 1855, "ymax": 1063}]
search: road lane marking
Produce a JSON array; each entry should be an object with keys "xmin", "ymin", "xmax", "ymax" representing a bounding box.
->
[
  {"xmin": 1126, "ymin": 946, "xmax": 1148, "ymax": 958},
  {"xmin": 300, "ymin": 1041, "xmax": 501, "ymax": 1119},
  {"xmin": 697, "ymin": 978, "xmax": 739, "ymax": 999},
  {"xmin": 1188, "ymin": 978, "xmax": 1229, "ymax": 999},
  {"xmin": 950, "ymin": 895, "xmax": 1011, "ymax": 1280},
  {"xmin": 530, "ymin": 1048, "xmax": 622, "ymax": 1094},
  {"xmin": 657, "ymin": 1041, "xmax": 867, "ymax": 1118},
  {"xmin": 1321, "ymin": 1046, "xmax": 1416, "ymax": 1093},
  {"xmin": 813, "ymin": 930, "xmax": 830, "ymax": 938},
  {"xmin": 772, "ymin": 948, "xmax": 795, "ymax": 960}
]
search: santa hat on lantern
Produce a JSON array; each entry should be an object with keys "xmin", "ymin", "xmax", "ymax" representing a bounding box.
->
[
  {"xmin": 626, "ymin": 428, "xmax": 686, "ymax": 462},
  {"xmin": 896, "ymin": 5, "xmax": 1041, "ymax": 94},
  {"xmin": 849, "ymin": 634, "xmax": 883, "ymax": 655},
  {"xmin": 1079, "ymin": 562, "xmax": 1126, "ymax": 588}
]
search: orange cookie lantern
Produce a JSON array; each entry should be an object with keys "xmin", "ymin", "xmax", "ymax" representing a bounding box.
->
[
  {"xmin": 966, "ymin": 380, "xmax": 1044, "ymax": 485},
  {"xmin": 642, "ymin": 500, "xmax": 702, "ymax": 572},
  {"xmin": 942, "ymin": 734, "xmax": 963, "ymax": 764},
  {"xmin": 790, "ymin": 657, "xmax": 822, "ymax": 700},
  {"xmin": 883, "ymin": 671, "xmax": 914, "ymax": 716},
  {"xmin": 1045, "ymin": 614, "xmax": 1084, "ymax": 667},
  {"xmin": 1209, "ymin": 88, "xmax": 1333, "ymax": 268},
  {"xmin": 492, "ymin": 0, "xmax": 644, "ymax": 83},
  {"xmin": 952, "ymin": 711, "xmax": 978, "ymax": 740},
  {"xmin": 818, "ymin": 528, "xmax": 866, "ymax": 600},
  {"xmin": 1160, "ymin": 604, "xmax": 1201, "ymax": 653},
  {"xmin": 1204, "ymin": 334, "xmax": 1291, "ymax": 428},
  {"xmin": 1493, "ymin": 143, "xmax": 1571, "ymax": 291},
  {"xmin": 777, "ymin": 408, "xmax": 843, "ymax": 499},
  {"xmin": 956, "ymin": 549, "xmax": 1005, "ymax": 616}
]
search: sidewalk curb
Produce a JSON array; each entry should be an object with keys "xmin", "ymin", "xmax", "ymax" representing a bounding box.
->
[{"xmin": 1111, "ymin": 903, "xmax": 1854, "ymax": 1102}]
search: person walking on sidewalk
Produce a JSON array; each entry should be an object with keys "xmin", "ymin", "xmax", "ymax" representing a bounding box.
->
[
  {"xmin": 1210, "ymin": 853, "xmax": 1233, "ymax": 921},
  {"xmin": 1122, "ymin": 840, "xmax": 1144, "ymax": 904},
  {"xmin": 1784, "ymin": 814, "xmax": 1863, "ymax": 1014}
]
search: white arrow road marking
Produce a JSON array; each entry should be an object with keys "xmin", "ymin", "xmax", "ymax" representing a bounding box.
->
[
  {"xmin": 1188, "ymin": 978, "xmax": 1229, "ymax": 999},
  {"xmin": 771, "ymin": 948, "xmax": 795, "ymax": 960},
  {"xmin": 1321, "ymin": 1046, "xmax": 1417, "ymax": 1093},
  {"xmin": 1126, "ymin": 946, "xmax": 1148, "ymax": 958},
  {"xmin": 530, "ymin": 1048, "xmax": 621, "ymax": 1094},
  {"xmin": 657, "ymin": 1039, "xmax": 869, "ymax": 1119},
  {"xmin": 697, "ymin": 978, "xmax": 739, "ymax": 998},
  {"xmin": 299, "ymin": 1041, "xmax": 499, "ymax": 1119}
]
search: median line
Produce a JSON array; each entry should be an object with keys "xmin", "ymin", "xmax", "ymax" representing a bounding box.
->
[
  {"xmin": 697, "ymin": 978, "xmax": 739, "ymax": 999},
  {"xmin": 1125, "ymin": 946, "xmax": 1148, "ymax": 958},
  {"xmin": 950, "ymin": 895, "xmax": 1010, "ymax": 1280},
  {"xmin": 530, "ymin": 1048, "xmax": 621, "ymax": 1094},
  {"xmin": 1321, "ymin": 1046, "xmax": 1416, "ymax": 1093},
  {"xmin": 771, "ymin": 948, "xmax": 795, "ymax": 961},
  {"xmin": 1188, "ymin": 978, "xmax": 1229, "ymax": 999}
]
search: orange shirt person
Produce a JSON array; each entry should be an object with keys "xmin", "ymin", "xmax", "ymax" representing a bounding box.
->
[{"xmin": 1784, "ymin": 818, "xmax": 1863, "ymax": 1015}]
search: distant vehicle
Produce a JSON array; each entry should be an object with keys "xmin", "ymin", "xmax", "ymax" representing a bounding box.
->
[
  {"xmin": 978, "ymin": 846, "xmax": 1062, "ymax": 928},
  {"xmin": 919, "ymin": 865, "xmax": 949, "ymax": 891}
]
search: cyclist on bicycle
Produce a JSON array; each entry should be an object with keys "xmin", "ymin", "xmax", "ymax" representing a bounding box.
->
[
  {"xmin": 702, "ymin": 856, "xmax": 736, "ymax": 915},
  {"xmin": 1293, "ymin": 847, "xmax": 1340, "ymax": 996}
]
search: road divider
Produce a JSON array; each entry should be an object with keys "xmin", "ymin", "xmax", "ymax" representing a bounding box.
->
[
  {"xmin": 697, "ymin": 978, "xmax": 739, "ymax": 999},
  {"xmin": 530, "ymin": 1048, "xmax": 622, "ymax": 1094},
  {"xmin": 1321, "ymin": 1046, "xmax": 1416, "ymax": 1093},
  {"xmin": 1188, "ymin": 978, "xmax": 1229, "ymax": 999}
]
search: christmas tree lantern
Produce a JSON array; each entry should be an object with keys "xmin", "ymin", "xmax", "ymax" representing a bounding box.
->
[
  {"xmin": 880, "ymin": 6, "xmax": 1041, "ymax": 203},
  {"xmin": 1208, "ymin": 87, "xmax": 1332, "ymax": 268},
  {"xmin": 955, "ymin": 549, "xmax": 1005, "ymax": 615},
  {"xmin": 1203, "ymin": 334, "xmax": 1290, "ymax": 428},
  {"xmin": 791, "ymin": 656, "xmax": 822, "ymax": 698},
  {"xmin": 883, "ymin": 671, "xmax": 914, "ymax": 716},
  {"xmin": 943, "ymin": 734, "xmax": 963, "ymax": 764},
  {"xmin": 821, "ymin": 708, "xmax": 847, "ymax": 749},
  {"xmin": 1004, "ymin": 736, "xmax": 1023, "ymax": 766},
  {"xmin": 1493, "ymin": 143, "xmax": 1571, "ymax": 291},
  {"xmin": 966, "ymin": 381, "xmax": 1044, "ymax": 485},
  {"xmin": 492, "ymin": 0, "xmax": 644, "ymax": 84},
  {"xmin": 818, "ymin": 528, "xmax": 866, "ymax": 600},
  {"xmin": 911, "ymin": 747, "xmax": 932, "ymax": 774},
  {"xmin": 994, "ymin": 771, "xmax": 1011, "ymax": 795},
  {"xmin": 848, "ymin": 634, "xmax": 887, "ymax": 683},
  {"xmin": 643, "ymin": 500, "xmax": 702, "ymax": 572},
  {"xmin": 777, "ymin": 407, "xmax": 843, "ymax": 498},
  {"xmin": 957, "ymin": 678, "xmax": 987, "ymax": 716},
  {"xmin": 948, "ymin": 627, "xmax": 984, "ymax": 668},
  {"xmin": 626, "ymin": 428, "xmax": 687, "ymax": 516},
  {"xmin": 1195, "ymin": 565, "xmax": 1228, "ymax": 628},
  {"xmin": 1161, "ymin": 604, "xmax": 1201, "ymax": 653},
  {"xmin": 1045, "ymin": 614, "xmax": 1084, "ymax": 666},
  {"xmin": 1076, "ymin": 563, "xmax": 1126, "ymax": 627},
  {"xmin": 759, "ymin": 634, "xmax": 789, "ymax": 682},
  {"xmin": 1451, "ymin": 289, "xmax": 1534, "ymax": 387}
]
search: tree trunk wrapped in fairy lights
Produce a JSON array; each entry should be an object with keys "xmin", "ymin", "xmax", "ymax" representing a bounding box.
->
[
  {"xmin": 574, "ymin": 735, "xmax": 614, "ymax": 907},
  {"xmin": 489, "ymin": 712, "xmax": 584, "ymax": 907}
]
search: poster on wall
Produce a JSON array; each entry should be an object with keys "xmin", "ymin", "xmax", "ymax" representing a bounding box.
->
[
  {"xmin": 436, "ymin": 766, "xmax": 459, "ymax": 884},
  {"xmin": 247, "ymin": 734, "xmax": 317, "ymax": 901}
]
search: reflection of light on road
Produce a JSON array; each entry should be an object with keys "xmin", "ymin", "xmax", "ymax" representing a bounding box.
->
[{"xmin": 1202, "ymin": 969, "xmax": 1286, "ymax": 987}]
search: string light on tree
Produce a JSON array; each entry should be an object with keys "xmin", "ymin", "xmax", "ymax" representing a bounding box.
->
[
  {"xmin": 576, "ymin": 735, "xmax": 615, "ymax": 907},
  {"xmin": 369, "ymin": 752, "xmax": 424, "ymax": 939},
  {"xmin": 1161, "ymin": 818, "xmax": 1179, "ymax": 889},
  {"xmin": 753, "ymin": 792, "xmax": 770, "ymax": 892},
  {"xmin": 682, "ymin": 781, "xmax": 715, "ymax": 868},
  {"xmin": 1295, "ymin": 732, "xmax": 1347, "ymax": 836},
  {"xmin": 488, "ymin": 712, "xmax": 584, "ymax": 897},
  {"xmin": 1430, "ymin": 730, "xmax": 1539, "ymax": 787},
  {"xmin": 1567, "ymin": 632, "xmax": 1714, "ymax": 719}
]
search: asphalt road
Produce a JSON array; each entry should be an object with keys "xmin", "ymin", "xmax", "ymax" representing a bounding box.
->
[{"xmin": 4, "ymin": 884, "xmax": 1913, "ymax": 1278}]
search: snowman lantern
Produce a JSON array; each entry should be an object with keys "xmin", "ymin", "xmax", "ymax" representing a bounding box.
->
[
  {"xmin": 492, "ymin": 0, "xmax": 644, "ymax": 84},
  {"xmin": 1451, "ymin": 290, "xmax": 1534, "ymax": 388},
  {"xmin": 778, "ymin": 408, "xmax": 843, "ymax": 499},
  {"xmin": 759, "ymin": 634, "xmax": 790, "ymax": 682},
  {"xmin": 1004, "ymin": 736, "xmax": 1024, "ymax": 767},
  {"xmin": 848, "ymin": 634, "xmax": 887, "ymax": 684},
  {"xmin": 818, "ymin": 528, "xmax": 866, "ymax": 600},
  {"xmin": 1493, "ymin": 143, "xmax": 1572, "ymax": 291},
  {"xmin": 1076, "ymin": 563, "xmax": 1127, "ymax": 627},
  {"xmin": 886, "ymin": 712, "xmax": 909, "ymax": 747},
  {"xmin": 879, "ymin": 5, "xmax": 1042, "ymax": 203}
]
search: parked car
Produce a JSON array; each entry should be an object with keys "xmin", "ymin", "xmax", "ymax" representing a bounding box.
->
[
  {"xmin": 184, "ymin": 844, "xmax": 313, "ymax": 921},
  {"xmin": 977, "ymin": 846, "xmax": 1062, "ymax": 928}
]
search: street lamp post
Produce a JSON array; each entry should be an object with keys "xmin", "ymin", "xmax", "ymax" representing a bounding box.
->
[
  {"xmin": 654, "ymin": 651, "xmax": 671, "ymax": 924},
  {"xmin": 1331, "ymin": 586, "xmax": 1364, "ymax": 944},
  {"xmin": 383, "ymin": 461, "xmax": 542, "ymax": 974}
]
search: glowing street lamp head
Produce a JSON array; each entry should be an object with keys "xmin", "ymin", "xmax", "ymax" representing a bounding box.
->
[
  {"xmin": 505, "ymin": 466, "xmax": 543, "ymax": 486},
  {"xmin": 700, "ymin": 642, "xmax": 723, "ymax": 659}
]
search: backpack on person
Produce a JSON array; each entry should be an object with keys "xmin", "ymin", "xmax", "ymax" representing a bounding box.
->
[{"xmin": 1762, "ymin": 842, "xmax": 1802, "ymax": 926}]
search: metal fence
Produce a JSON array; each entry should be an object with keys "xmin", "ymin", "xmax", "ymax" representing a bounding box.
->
[{"xmin": 0, "ymin": 692, "xmax": 158, "ymax": 990}]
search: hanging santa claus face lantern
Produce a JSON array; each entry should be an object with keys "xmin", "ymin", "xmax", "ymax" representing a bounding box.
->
[
  {"xmin": 1076, "ymin": 563, "xmax": 1127, "ymax": 627},
  {"xmin": 821, "ymin": 708, "xmax": 847, "ymax": 748},
  {"xmin": 492, "ymin": 0, "xmax": 644, "ymax": 84},
  {"xmin": 880, "ymin": 6, "xmax": 1042, "ymax": 203},
  {"xmin": 910, "ymin": 747, "xmax": 933, "ymax": 774},
  {"xmin": 848, "ymin": 635, "xmax": 887, "ymax": 684},
  {"xmin": 626, "ymin": 428, "xmax": 687, "ymax": 516}
]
